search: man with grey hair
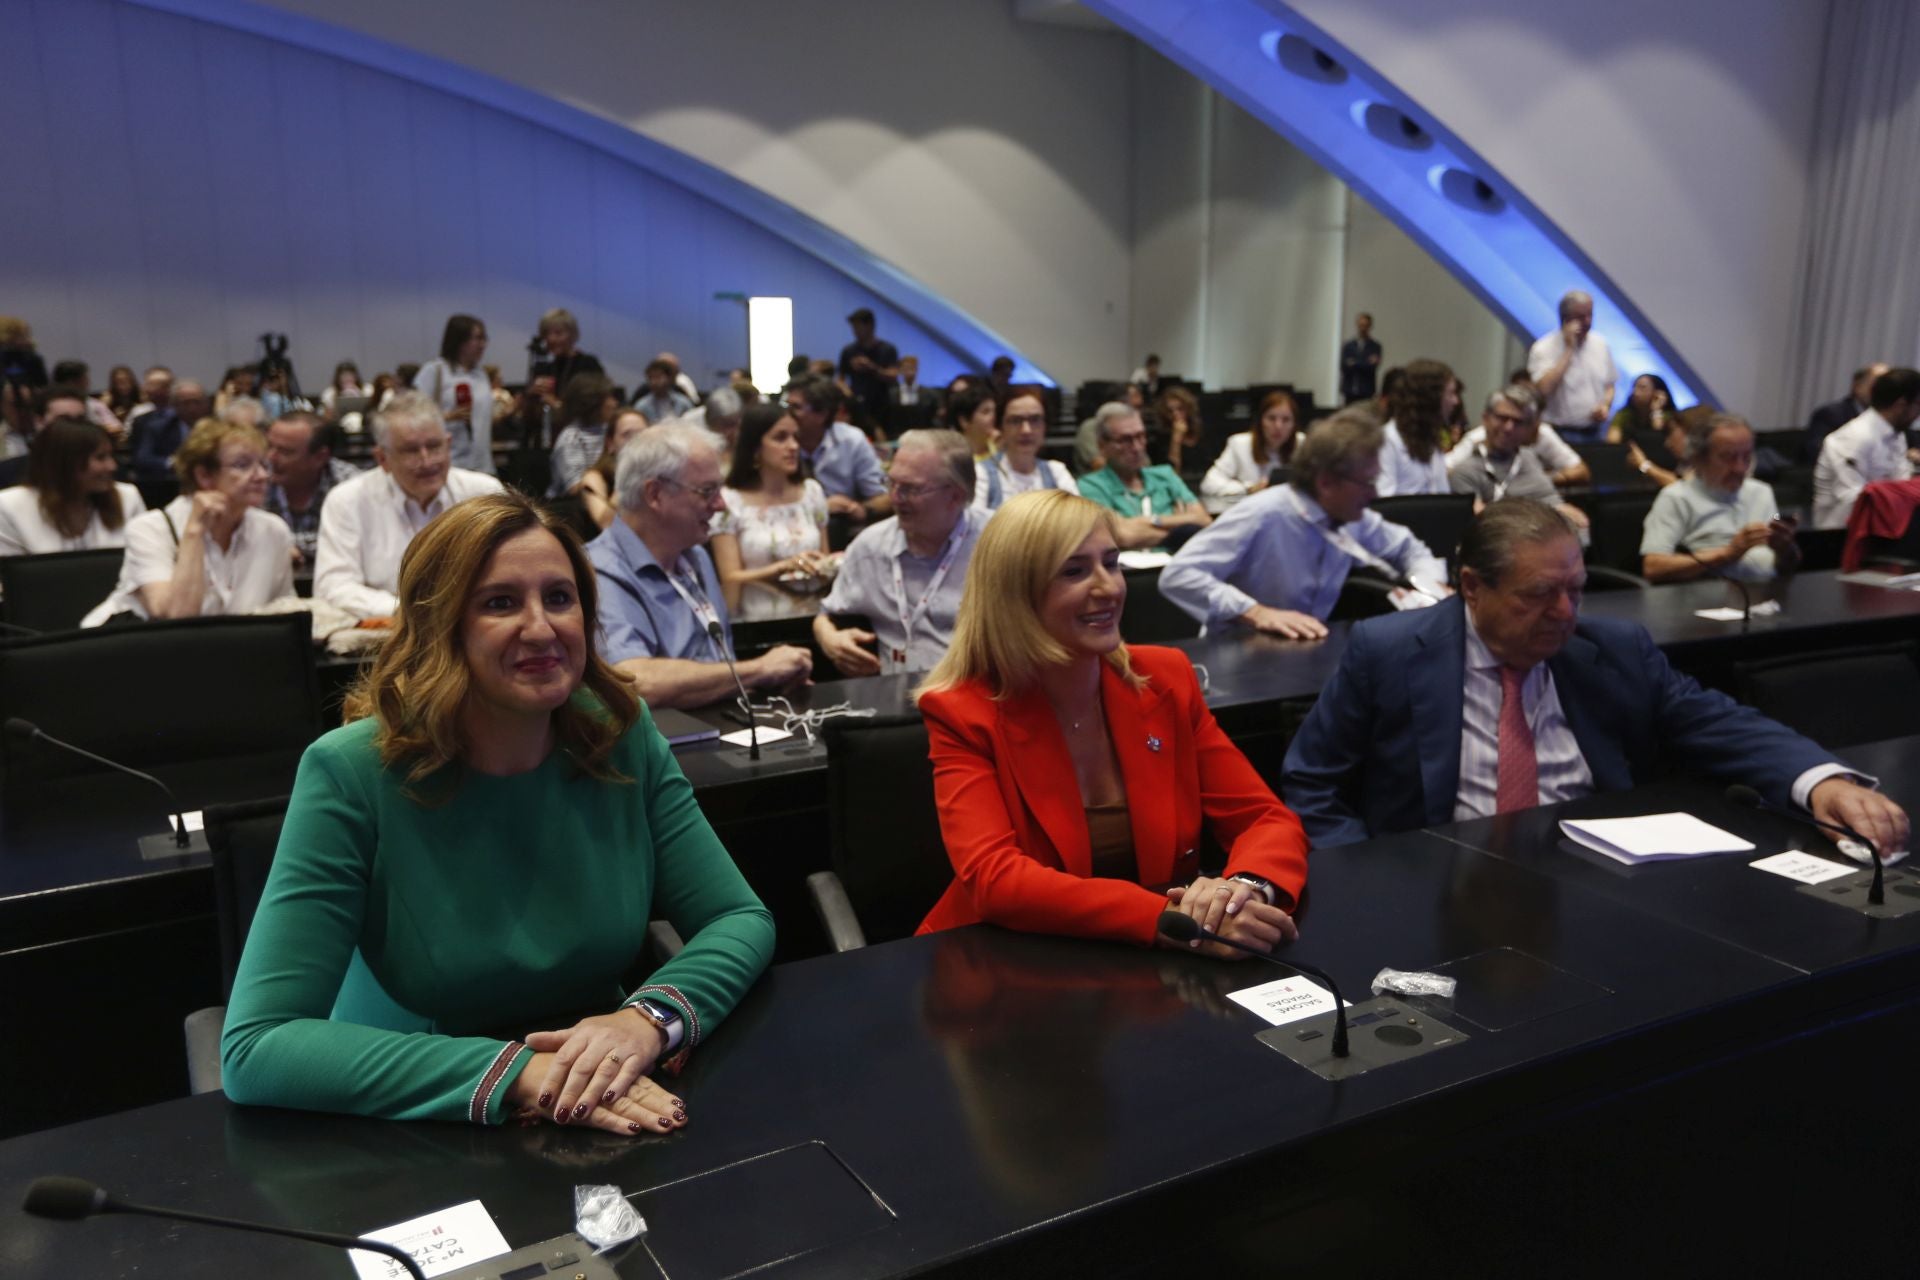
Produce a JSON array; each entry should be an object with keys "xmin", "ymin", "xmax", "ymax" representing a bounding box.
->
[
  {"xmin": 1160, "ymin": 409, "xmax": 1447, "ymax": 641},
  {"xmin": 1641, "ymin": 413, "xmax": 1799, "ymax": 583},
  {"xmin": 672, "ymin": 385, "xmax": 743, "ymax": 455},
  {"xmin": 587, "ymin": 422, "xmax": 811, "ymax": 708},
  {"xmin": 1282, "ymin": 499, "xmax": 1906, "ymax": 852},
  {"xmin": 1076, "ymin": 402, "xmax": 1211, "ymax": 550},
  {"xmin": 814, "ymin": 428, "xmax": 982, "ymax": 676},
  {"xmin": 1527, "ymin": 289, "xmax": 1616, "ymax": 439},
  {"xmin": 314, "ymin": 390, "xmax": 503, "ymax": 618},
  {"xmin": 1449, "ymin": 386, "xmax": 1592, "ymax": 535}
]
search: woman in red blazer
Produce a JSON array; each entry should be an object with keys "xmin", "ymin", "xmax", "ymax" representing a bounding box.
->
[{"xmin": 914, "ymin": 490, "xmax": 1309, "ymax": 956}]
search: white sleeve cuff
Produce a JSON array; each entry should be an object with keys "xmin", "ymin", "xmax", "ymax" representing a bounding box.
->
[{"xmin": 1791, "ymin": 763, "xmax": 1876, "ymax": 811}]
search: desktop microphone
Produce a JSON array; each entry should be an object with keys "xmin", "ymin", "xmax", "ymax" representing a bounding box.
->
[
  {"xmin": 706, "ymin": 620, "xmax": 759, "ymax": 761},
  {"xmin": 1726, "ymin": 783, "xmax": 1884, "ymax": 905},
  {"xmin": 3, "ymin": 717, "xmax": 206, "ymax": 857},
  {"xmin": 1157, "ymin": 910, "xmax": 1349, "ymax": 1057},
  {"xmin": 22, "ymin": 1175, "xmax": 428, "ymax": 1280}
]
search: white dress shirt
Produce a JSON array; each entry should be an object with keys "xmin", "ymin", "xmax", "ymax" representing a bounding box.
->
[
  {"xmin": 1446, "ymin": 423, "xmax": 1582, "ymax": 475},
  {"xmin": 1375, "ymin": 420, "xmax": 1450, "ymax": 496},
  {"xmin": 1159, "ymin": 486, "xmax": 1445, "ymax": 626},
  {"xmin": 1812, "ymin": 407, "xmax": 1913, "ymax": 529},
  {"xmin": 0, "ymin": 483, "xmax": 146, "ymax": 556},
  {"xmin": 314, "ymin": 467, "xmax": 504, "ymax": 617},
  {"xmin": 1454, "ymin": 617, "xmax": 1595, "ymax": 819},
  {"xmin": 1527, "ymin": 330, "xmax": 1617, "ymax": 427},
  {"xmin": 972, "ymin": 456, "xmax": 1079, "ymax": 510},
  {"xmin": 82, "ymin": 497, "xmax": 293, "ymax": 626}
]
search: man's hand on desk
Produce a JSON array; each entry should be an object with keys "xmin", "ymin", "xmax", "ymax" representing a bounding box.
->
[
  {"xmin": 1810, "ymin": 777, "xmax": 1910, "ymax": 857},
  {"xmin": 1239, "ymin": 605, "xmax": 1329, "ymax": 641}
]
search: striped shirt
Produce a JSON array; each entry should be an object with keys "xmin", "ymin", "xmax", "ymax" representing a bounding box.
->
[{"xmin": 1453, "ymin": 616, "xmax": 1594, "ymax": 819}]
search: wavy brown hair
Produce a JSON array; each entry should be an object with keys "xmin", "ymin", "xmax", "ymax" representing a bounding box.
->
[
  {"xmin": 1388, "ymin": 358, "xmax": 1456, "ymax": 463},
  {"xmin": 343, "ymin": 489, "xmax": 640, "ymax": 797}
]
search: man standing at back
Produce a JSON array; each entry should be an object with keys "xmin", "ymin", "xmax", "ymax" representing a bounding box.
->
[
  {"xmin": 1528, "ymin": 290, "xmax": 1616, "ymax": 442},
  {"xmin": 1804, "ymin": 362, "xmax": 1889, "ymax": 465},
  {"xmin": 838, "ymin": 308, "xmax": 899, "ymax": 427},
  {"xmin": 1340, "ymin": 313, "xmax": 1381, "ymax": 405}
]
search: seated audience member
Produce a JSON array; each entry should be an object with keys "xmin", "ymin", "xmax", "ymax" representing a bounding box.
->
[
  {"xmin": 414, "ymin": 314, "xmax": 494, "ymax": 475},
  {"xmin": 710, "ymin": 403, "xmax": 830, "ymax": 617},
  {"xmin": 1804, "ymin": 362, "xmax": 1890, "ymax": 465},
  {"xmin": 946, "ymin": 382, "xmax": 1000, "ymax": 464},
  {"xmin": 1202, "ymin": 391, "xmax": 1298, "ymax": 496},
  {"xmin": 580, "ymin": 410, "xmax": 650, "ymax": 531},
  {"xmin": 49, "ymin": 359, "xmax": 125, "ymax": 435},
  {"xmin": 1448, "ymin": 387, "xmax": 1592, "ymax": 533},
  {"xmin": 84, "ymin": 418, "xmax": 293, "ymax": 624},
  {"xmin": 1812, "ymin": 367, "xmax": 1920, "ymax": 529},
  {"xmin": 130, "ymin": 376, "xmax": 207, "ymax": 480},
  {"xmin": 1377, "ymin": 358, "xmax": 1458, "ymax": 496},
  {"xmin": 914, "ymin": 489, "xmax": 1309, "ymax": 950},
  {"xmin": 1076, "ymin": 402, "xmax": 1211, "ymax": 550},
  {"xmin": 0, "ymin": 417, "xmax": 146, "ymax": 556},
  {"xmin": 887, "ymin": 353, "xmax": 939, "ymax": 432},
  {"xmin": 314, "ymin": 391, "xmax": 504, "ymax": 619},
  {"xmin": 317, "ymin": 361, "xmax": 364, "ymax": 416},
  {"xmin": 814, "ymin": 429, "xmax": 982, "ymax": 676},
  {"xmin": 1447, "ymin": 407, "xmax": 1590, "ymax": 487},
  {"xmin": 684, "ymin": 386, "xmax": 745, "ymax": 462},
  {"xmin": 123, "ymin": 364, "xmax": 173, "ymax": 428},
  {"xmin": 783, "ymin": 375, "xmax": 889, "ymax": 526},
  {"xmin": 1159, "ymin": 410, "xmax": 1446, "ymax": 641},
  {"xmin": 103, "ymin": 364, "xmax": 141, "ymax": 424},
  {"xmin": 215, "ymin": 364, "xmax": 260, "ymax": 417},
  {"xmin": 1154, "ymin": 385, "xmax": 1204, "ymax": 474},
  {"xmin": 977, "ymin": 386, "xmax": 1077, "ymax": 510},
  {"xmin": 1129, "ymin": 352, "xmax": 1163, "ymax": 395},
  {"xmin": 264, "ymin": 410, "xmax": 360, "ymax": 566},
  {"xmin": 1626, "ymin": 409, "xmax": 1693, "ymax": 488},
  {"xmin": 633, "ymin": 358, "xmax": 694, "ymax": 425},
  {"xmin": 547, "ymin": 372, "xmax": 620, "ymax": 498},
  {"xmin": 219, "ymin": 395, "xmax": 266, "ymax": 429},
  {"xmin": 587, "ymin": 423, "xmax": 811, "ymax": 708},
  {"xmin": 657, "ymin": 351, "xmax": 703, "ymax": 407},
  {"xmin": 1607, "ymin": 372, "xmax": 1673, "ymax": 445},
  {"xmin": 222, "ymin": 490, "xmax": 773, "ymax": 1130},
  {"xmin": 1280, "ymin": 500, "xmax": 1909, "ymax": 851},
  {"xmin": 1642, "ymin": 413, "xmax": 1799, "ymax": 583},
  {"xmin": 989, "ymin": 355, "xmax": 1016, "ymax": 397}
]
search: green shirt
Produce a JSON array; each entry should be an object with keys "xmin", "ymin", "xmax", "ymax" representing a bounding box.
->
[
  {"xmin": 1077, "ymin": 464, "xmax": 1197, "ymax": 519},
  {"xmin": 221, "ymin": 709, "xmax": 775, "ymax": 1124}
]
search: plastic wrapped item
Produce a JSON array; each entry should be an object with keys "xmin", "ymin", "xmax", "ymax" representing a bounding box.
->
[
  {"xmin": 574, "ymin": 1185, "xmax": 645, "ymax": 1254},
  {"xmin": 1371, "ymin": 968, "xmax": 1457, "ymax": 1000}
]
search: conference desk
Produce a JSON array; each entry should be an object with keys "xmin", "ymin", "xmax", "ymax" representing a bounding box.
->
[{"xmin": 16, "ymin": 822, "xmax": 1917, "ymax": 1279}]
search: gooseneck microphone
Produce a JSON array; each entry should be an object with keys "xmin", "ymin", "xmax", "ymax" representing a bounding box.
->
[
  {"xmin": 1158, "ymin": 910, "xmax": 1349, "ymax": 1057},
  {"xmin": 22, "ymin": 1176, "xmax": 428, "ymax": 1280},
  {"xmin": 707, "ymin": 620, "xmax": 759, "ymax": 761},
  {"xmin": 1726, "ymin": 783, "xmax": 1884, "ymax": 905},
  {"xmin": 1682, "ymin": 546, "xmax": 1752, "ymax": 625},
  {"xmin": 4, "ymin": 717, "xmax": 199, "ymax": 853}
]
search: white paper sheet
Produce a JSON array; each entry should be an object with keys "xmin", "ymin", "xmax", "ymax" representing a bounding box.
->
[
  {"xmin": 1749, "ymin": 850, "xmax": 1858, "ymax": 885},
  {"xmin": 1559, "ymin": 813, "xmax": 1754, "ymax": 865},
  {"xmin": 1226, "ymin": 975, "xmax": 1349, "ymax": 1026},
  {"xmin": 350, "ymin": 1200, "xmax": 510, "ymax": 1279},
  {"xmin": 719, "ymin": 725, "xmax": 794, "ymax": 748}
]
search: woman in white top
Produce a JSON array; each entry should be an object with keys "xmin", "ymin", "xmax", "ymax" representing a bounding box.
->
[
  {"xmin": 317, "ymin": 361, "xmax": 363, "ymax": 416},
  {"xmin": 84, "ymin": 417, "xmax": 293, "ymax": 626},
  {"xmin": 0, "ymin": 417, "xmax": 145, "ymax": 556},
  {"xmin": 1202, "ymin": 391, "xmax": 1299, "ymax": 497},
  {"xmin": 975, "ymin": 387, "xmax": 1077, "ymax": 511},
  {"xmin": 1375, "ymin": 358, "xmax": 1459, "ymax": 497},
  {"xmin": 413, "ymin": 314, "xmax": 494, "ymax": 475},
  {"xmin": 710, "ymin": 403, "xmax": 830, "ymax": 618}
]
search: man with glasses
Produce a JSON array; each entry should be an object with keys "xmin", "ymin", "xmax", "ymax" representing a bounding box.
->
[
  {"xmin": 813, "ymin": 429, "xmax": 982, "ymax": 676},
  {"xmin": 1075, "ymin": 401, "xmax": 1211, "ymax": 550},
  {"xmin": 1448, "ymin": 386, "xmax": 1592, "ymax": 534},
  {"xmin": 314, "ymin": 391, "xmax": 504, "ymax": 619},
  {"xmin": 1159, "ymin": 409, "xmax": 1446, "ymax": 641},
  {"xmin": 783, "ymin": 376, "xmax": 890, "ymax": 529},
  {"xmin": 588, "ymin": 422, "xmax": 811, "ymax": 708}
]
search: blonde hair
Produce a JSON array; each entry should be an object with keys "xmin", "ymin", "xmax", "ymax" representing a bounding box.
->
[
  {"xmin": 174, "ymin": 418, "xmax": 265, "ymax": 488},
  {"xmin": 916, "ymin": 490, "xmax": 1141, "ymax": 701},
  {"xmin": 343, "ymin": 490, "xmax": 640, "ymax": 797}
]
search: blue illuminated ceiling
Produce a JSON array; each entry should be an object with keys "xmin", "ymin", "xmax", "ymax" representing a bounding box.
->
[{"xmin": 1083, "ymin": 0, "xmax": 1708, "ymax": 409}]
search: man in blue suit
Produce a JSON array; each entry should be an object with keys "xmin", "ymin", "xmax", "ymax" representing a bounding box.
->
[{"xmin": 1281, "ymin": 499, "xmax": 1910, "ymax": 852}]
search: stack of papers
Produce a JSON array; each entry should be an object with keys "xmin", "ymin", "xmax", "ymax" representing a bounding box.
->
[{"xmin": 1559, "ymin": 814, "xmax": 1754, "ymax": 865}]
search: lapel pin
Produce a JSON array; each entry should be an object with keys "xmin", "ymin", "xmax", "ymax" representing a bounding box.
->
[{"xmin": 1147, "ymin": 735, "xmax": 1162, "ymax": 753}]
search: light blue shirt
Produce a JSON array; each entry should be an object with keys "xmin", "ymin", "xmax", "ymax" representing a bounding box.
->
[
  {"xmin": 1158, "ymin": 486, "xmax": 1446, "ymax": 625},
  {"xmin": 586, "ymin": 519, "xmax": 734, "ymax": 663},
  {"xmin": 1639, "ymin": 475, "xmax": 1780, "ymax": 581},
  {"xmin": 801, "ymin": 422, "xmax": 887, "ymax": 502}
]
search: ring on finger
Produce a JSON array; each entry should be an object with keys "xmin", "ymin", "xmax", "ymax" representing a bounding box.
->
[{"xmin": 606, "ymin": 1052, "xmax": 622, "ymax": 1066}]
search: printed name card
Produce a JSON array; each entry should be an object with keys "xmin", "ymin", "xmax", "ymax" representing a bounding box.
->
[
  {"xmin": 1227, "ymin": 975, "xmax": 1348, "ymax": 1027},
  {"xmin": 1749, "ymin": 850, "xmax": 1857, "ymax": 885},
  {"xmin": 350, "ymin": 1200, "xmax": 511, "ymax": 1279}
]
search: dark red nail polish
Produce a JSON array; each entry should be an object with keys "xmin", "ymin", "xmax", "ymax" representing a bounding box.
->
[
  {"xmin": 658, "ymin": 1116, "xmax": 672, "ymax": 1129},
  {"xmin": 554, "ymin": 1108, "xmax": 567, "ymax": 1124},
  {"xmin": 537, "ymin": 1093, "xmax": 551, "ymax": 1109},
  {"xmin": 602, "ymin": 1090, "xmax": 615, "ymax": 1105},
  {"xmin": 673, "ymin": 1109, "xmax": 686, "ymax": 1123},
  {"xmin": 628, "ymin": 1121, "xmax": 642, "ymax": 1133},
  {"xmin": 573, "ymin": 1102, "xmax": 588, "ymax": 1119}
]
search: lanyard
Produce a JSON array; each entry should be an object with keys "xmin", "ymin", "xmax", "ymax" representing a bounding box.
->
[
  {"xmin": 1289, "ymin": 488, "xmax": 1398, "ymax": 579},
  {"xmin": 1476, "ymin": 446, "xmax": 1514, "ymax": 504},
  {"xmin": 887, "ymin": 513, "xmax": 969, "ymax": 670},
  {"xmin": 662, "ymin": 557, "xmax": 726, "ymax": 661}
]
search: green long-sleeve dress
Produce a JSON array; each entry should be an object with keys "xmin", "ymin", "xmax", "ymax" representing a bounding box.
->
[{"xmin": 220, "ymin": 707, "xmax": 775, "ymax": 1124}]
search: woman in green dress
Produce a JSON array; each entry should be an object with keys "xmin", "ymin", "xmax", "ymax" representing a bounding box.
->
[{"xmin": 222, "ymin": 490, "xmax": 774, "ymax": 1135}]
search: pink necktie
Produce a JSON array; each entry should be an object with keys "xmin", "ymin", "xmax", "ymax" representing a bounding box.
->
[{"xmin": 1496, "ymin": 665, "xmax": 1537, "ymax": 814}]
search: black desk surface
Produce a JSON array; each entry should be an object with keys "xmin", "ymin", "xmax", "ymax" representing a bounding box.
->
[
  {"xmin": 1577, "ymin": 568, "xmax": 1920, "ymax": 651},
  {"xmin": 1, "ymin": 831, "xmax": 1815, "ymax": 1278},
  {"xmin": 1428, "ymin": 735, "xmax": 1920, "ymax": 978}
]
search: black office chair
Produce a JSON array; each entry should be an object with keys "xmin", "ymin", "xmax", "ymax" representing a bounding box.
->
[
  {"xmin": 0, "ymin": 548, "xmax": 124, "ymax": 631},
  {"xmin": 1583, "ymin": 491, "xmax": 1659, "ymax": 574},
  {"xmin": 1122, "ymin": 566, "xmax": 1201, "ymax": 642},
  {"xmin": 1735, "ymin": 643, "xmax": 1920, "ymax": 750},
  {"xmin": 1582, "ymin": 564, "xmax": 1649, "ymax": 591},
  {"xmin": 1373, "ymin": 494, "xmax": 1474, "ymax": 570},
  {"xmin": 808, "ymin": 713, "xmax": 952, "ymax": 951},
  {"xmin": 1572, "ymin": 443, "xmax": 1640, "ymax": 488},
  {"xmin": 1330, "ymin": 569, "xmax": 1399, "ymax": 621},
  {"xmin": 1795, "ymin": 526, "xmax": 1848, "ymax": 573},
  {"xmin": 0, "ymin": 613, "xmax": 322, "ymax": 824}
]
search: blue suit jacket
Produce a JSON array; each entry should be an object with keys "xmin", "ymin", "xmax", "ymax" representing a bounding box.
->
[{"xmin": 1280, "ymin": 596, "xmax": 1840, "ymax": 848}]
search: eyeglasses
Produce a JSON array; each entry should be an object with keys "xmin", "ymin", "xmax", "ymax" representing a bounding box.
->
[
  {"xmin": 661, "ymin": 477, "xmax": 725, "ymax": 502},
  {"xmin": 887, "ymin": 479, "xmax": 949, "ymax": 501},
  {"xmin": 221, "ymin": 457, "xmax": 271, "ymax": 474},
  {"xmin": 1106, "ymin": 431, "xmax": 1148, "ymax": 447},
  {"xmin": 1003, "ymin": 413, "xmax": 1047, "ymax": 429}
]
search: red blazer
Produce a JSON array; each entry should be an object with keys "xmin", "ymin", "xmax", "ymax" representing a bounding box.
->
[{"xmin": 915, "ymin": 645, "xmax": 1310, "ymax": 944}]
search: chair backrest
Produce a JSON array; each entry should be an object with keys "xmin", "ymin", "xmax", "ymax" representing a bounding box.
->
[
  {"xmin": 203, "ymin": 795, "xmax": 290, "ymax": 996},
  {"xmin": 1585, "ymin": 491, "xmax": 1659, "ymax": 573},
  {"xmin": 0, "ymin": 613, "xmax": 321, "ymax": 813},
  {"xmin": 1123, "ymin": 566, "xmax": 1200, "ymax": 642},
  {"xmin": 0, "ymin": 548, "xmax": 125, "ymax": 631},
  {"xmin": 1736, "ymin": 643, "xmax": 1920, "ymax": 750},
  {"xmin": 823, "ymin": 712, "xmax": 952, "ymax": 945},
  {"xmin": 1573, "ymin": 443, "xmax": 1639, "ymax": 488},
  {"xmin": 1371, "ymin": 494, "xmax": 1475, "ymax": 571}
]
